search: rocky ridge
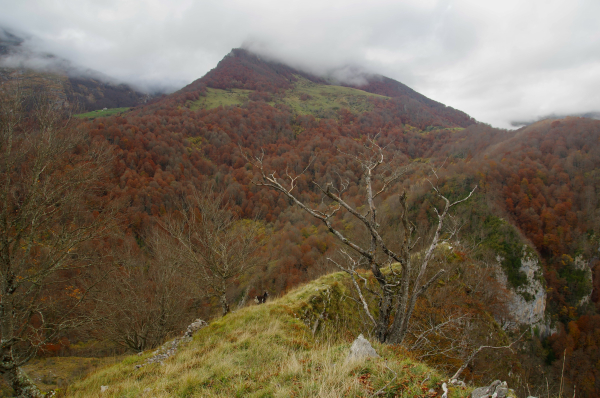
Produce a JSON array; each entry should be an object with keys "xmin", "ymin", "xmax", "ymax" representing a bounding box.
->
[{"xmin": 134, "ymin": 318, "xmax": 208, "ymax": 369}]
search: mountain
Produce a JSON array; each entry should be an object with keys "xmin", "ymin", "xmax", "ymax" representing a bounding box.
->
[
  {"xmin": 3, "ymin": 46, "xmax": 600, "ymax": 397},
  {"xmin": 0, "ymin": 28, "xmax": 151, "ymax": 112},
  {"xmin": 173, "ymin": 48, "xmax": 476, "ymax": 129},
  {"xmin": 78, "ymin": 49, "xmax": 600, "ymax": 396},
  {"xmin": 71, "ymin": 49, "xmax": 600, "ymax": 392},
  {"xmin": 186, "ymin": 48, "xmax": 329, "ymax": 92}
]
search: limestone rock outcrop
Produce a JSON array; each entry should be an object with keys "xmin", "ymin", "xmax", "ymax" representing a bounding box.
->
[
  {"xmin": 346, "ymin": 334, "xmax": 379, "ymax": 362},
  {"xmin": 185, "ymin": 318, "xmax": 208, "ymax": 338},
  {"xmin": 573, "ymin": 255, "xmax": 593, "ymax": 306},
  {"xmin": 471, "ymin": 380, "xmax": 516, "ymax": 398},
  {"xmin": 496, "ymin": 247, "xmax": 548, "ymax": 333},
  {"xmin": 135, "ymin": 318, "xmax": 207, "ymax": 369}
]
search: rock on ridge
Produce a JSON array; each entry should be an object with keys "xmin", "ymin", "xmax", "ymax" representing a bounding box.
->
[
  {"xmin": 135, "ymin": 318, "xmax": 207, "ymax": 369},
  {"xmin": 471, "ymin": 380, "xmax": 516, "ymax": 398},
  {"xmin": 346, "ymin": 334, "xmax": 379, "ymax": 362},
  {"xmin": 185, "ymin": 319, "xmax": 208, "ymax": 338}
]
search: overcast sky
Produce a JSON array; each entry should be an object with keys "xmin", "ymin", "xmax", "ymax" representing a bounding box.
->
[{"xmin": 1, "ymin": 0, "xmax": 599, "ymax": 129}]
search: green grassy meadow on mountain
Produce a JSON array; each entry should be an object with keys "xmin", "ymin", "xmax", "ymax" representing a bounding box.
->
[
  {"xmin": 74, "ymin": 107, "xmax": 131, "ymax": 119},
  {"xmin": 188, "ymin": 77, "xmax": 386, "ymax": 118}
]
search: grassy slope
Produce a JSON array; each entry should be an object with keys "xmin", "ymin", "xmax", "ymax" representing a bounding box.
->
[
  {"xmin": 189, "ymin": 77, "xmax": 388, "ymax": 118},
  {"xmin": 189, "ymin": 88, "xmax": 254, "ymax": 110},
  {"xmin": 74, "ymin": 107, "xmax": 130, "ymax": 119},
  {"xmin": 65, "ymin": 272, "xmax": 470, "ymax": 398},
  {"xmin": 0, "ymin": 356, "xmax": 122, "ymax": 397},
  {"xmin": 280, "ymin": 77, "xmax": 387, "ymax": 117},
  {"xmin": 22, "ymin": 357, "xmax": 122, "ymax": 393}
]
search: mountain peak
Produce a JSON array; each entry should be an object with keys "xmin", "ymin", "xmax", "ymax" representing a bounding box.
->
[
  {"xmin": 172, "ymin": 47, "xmax": 475, "ymax": 128},
  {"xmin": 181, "ymin": 47, "xmax": 327, "ymax": 94}
]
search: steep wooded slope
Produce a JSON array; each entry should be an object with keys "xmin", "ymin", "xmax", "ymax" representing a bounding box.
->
[{"xmin": 344, "ymin": 74, "xmax": 475, "ymax": 128}]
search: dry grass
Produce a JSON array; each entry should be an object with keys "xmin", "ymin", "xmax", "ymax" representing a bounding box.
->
[
  {"xmin": 0, "ymin": 356, "xmax": 123, "ymax": 397},
  {"xmin": 64, "ymin": 273, "xmax": 471, "ymax": 397}
]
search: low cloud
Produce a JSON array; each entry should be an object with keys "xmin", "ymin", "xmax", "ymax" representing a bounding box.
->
[
  {"xmin": 511, "ymin": 111, "xmax": 600, "ymax": 128},
  {"xmin": 0, "ymin": 28, "xmax": 183, "ymax": 94},
  {"xmin": 1, "ymin": 0, "xmax": 599, "ymax": 128},
  {"xmin": 325, "ymin": 66, "xmax": 371, "ymax": 86}
]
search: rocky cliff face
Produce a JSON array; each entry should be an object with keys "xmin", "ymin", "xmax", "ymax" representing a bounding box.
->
[
  {"xmin": 495, "ymin": 247, "xmax": 595, "ymax": 338},
  {"xmin": 573, "ymin": 255, "xmax": 594, "ymax": 306},
  {"xmin": 496, "ymin": 246, "xmax": 549, "ymax": 334}
]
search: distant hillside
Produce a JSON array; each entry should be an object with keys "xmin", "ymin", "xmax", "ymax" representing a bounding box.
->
[
  {"xmin": 345, "ymin": 74, "xmax": 475, "ymax": 128},
  {"xmin": 511, "ymin": 111, "xmax": 600, "ymax": 127},
  {"xmin": 0, "ymin": 28, "xmax": 151, "ymax": 112}
]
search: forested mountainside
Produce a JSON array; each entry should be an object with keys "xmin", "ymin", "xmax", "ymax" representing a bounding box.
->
[
  {"xmin": 2, "ymin": 47, "xmax": 600, "ymax": 397},
  {"xmin": 0, "ymin": 28, "xmax": 151, "ymax": 111}
]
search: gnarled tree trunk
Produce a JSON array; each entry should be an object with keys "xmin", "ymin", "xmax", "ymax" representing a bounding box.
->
[{"xmin": 5, "ymin": 366, "xmax": 44, "ymax": 398}]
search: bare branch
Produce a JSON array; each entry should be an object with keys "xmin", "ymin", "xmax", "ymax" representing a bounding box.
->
[
  {"xmin": 449, "ymin": 185, "xmax": 478, "ymax": 208},
  {"xmin": 449, "ymin": 330, "xmax": 527, "ymax": 381},
  {"xmin": 372, "ymin": 361, "xmax": 399, "ymax": 396},
  {"xmin": 328, "ymin": 257, "xmax": 377, "ymax": 327}
]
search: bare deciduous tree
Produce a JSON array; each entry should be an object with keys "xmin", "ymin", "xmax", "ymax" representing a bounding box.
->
[
  {"xmin": 0, "ymin": 85, "xmax": 115, "ymax": 396},
  {"xmin": 403, "ymin": 256, "xmax": 513, "ymax": 376},
  {"xmin": 94, "ymin": 233, "xmax": 196, "ymax": 352},
  {"xmin": 242, "ymin": 136, "xmax": 476, "ymax": 344},
  {"xmin": 162, "ymin": 188, "xmax": 262, "ymax": 316}
]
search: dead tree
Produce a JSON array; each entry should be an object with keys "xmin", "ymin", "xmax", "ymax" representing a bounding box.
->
[
  {"xmin": 161, "ymin": 188, "xmax": 262, "ymax": 316},
  {"xmin": 242, "ymin": 136, "xmax": 476, "ymax": 344},
  {"xmin": 0, "ymin": 84, "xmax": 114, "ymax": 396}
]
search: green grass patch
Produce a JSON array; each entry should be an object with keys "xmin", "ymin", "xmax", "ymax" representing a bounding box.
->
[
  {"xmin": 187, "ymin": 78, "xmax": 389, "ymax": 119},
  {"xmin": 479, "ymin": 216, "xmax": 532, "ymax": 290},
  {"xmin": 188, "ymin": 88, "xmax": 253, "ymax": 110},
  {"xmin": 280, "ymin": 76, "xmax": 388, "ymax": 118},
  {"xmin": 74, "ymin": 107, "xmax": 131, "ymax": 119}
]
